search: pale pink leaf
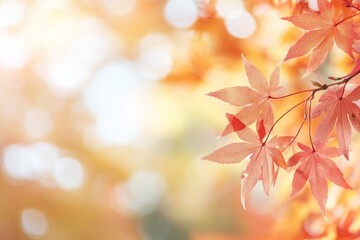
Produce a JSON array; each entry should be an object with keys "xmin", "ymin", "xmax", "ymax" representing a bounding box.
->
[
  {"xmin": 317, "ymin": 147, "xmax": 341, "ymax": 158},
  {"xmin": 202, "ymin": 143, "xmax": 257, "ymax": 164},
  {"xmin": 317, "ymin": 0, "xmax": 332, "ymax": 20},
  {"xmin": 236, "ymin": 127, "xmax": 260, "ymax": 144},
  {"xmin": 241, "ymin": 153, "xmax": 263, "ymax": 209},
  {"xmin": 208, "ymin": 87, "xmax": 263, "ymax": 106},
  {"xmin": 336, "ymin": 107, "xmax": 351, "ymax": 159},
  {"xmin": 242, "ymin": 56, "xmax": 270, "ymax": 94},
  {"xmin": 349, "ymin": 104, "xmax": 360, "ymax": 132},
  {"xmin": 269, "ymin": 66, "xmax": 280, "ymax": 92},
  {"xmin": 269, "ymin": 147, "xmax": 287, "ymax": 169},
  {"xmin": 345, "ymin": 86, "xmax": 360, "ymax": 101},
  {"xmin": 288, "ymin": 152, "xmax": 304, "ymax": 167},
  {"xmin": 309, "ymin": 159, "xmax": 328, "ymax": 215},
  {"xmin": 290, "ymin": 142, "xmax": 351, "ymax": 214},
  {"xmin": 315, "ymin": 106, "xmax": 337, "ymax": 141},
  {"xmin": 282, "ymin": 13, "xmax": 330, "ymax": 30},
  {"xmin": 284, "ymin": 29, "xmax": 327, "ymax": 61},
  {"xmin": 305, "ymin": 33, "xmax": 333, "ymax": 74},
  {"xmin": 291, "ymin": 159, "xmax": 311, "ymax": 197},
  {"xmin": 261, "ymin": 149, "xmax": 274, "ymax": 195},
  {"xmin": 268, "ymin": 136, "xmax": 293, "ymax": 148},
  {"xmin": 334, "ymin": 23, "xmax": 355, "ymax": 59},
  {"xmin": 318, "ymin": 157, "xmax": 351, "ymax": 189}
]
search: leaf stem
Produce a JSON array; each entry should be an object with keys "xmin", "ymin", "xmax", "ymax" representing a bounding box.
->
[
  {"xmin": 271, "ymin": 69, "xmax": 360, "ymax": 101},
  {"xmin": 329, "ymin": 69, "xmax": 360, "ymax": 82},
  {"xmin": 286, "ymin": 100, "xmax": 309, "ymax": 147},
  {"xmin": 308, "ymin": 94, "xmax": 315, "ymax": 151},
  {"xmin": 270, "ymin": 89, "xmax": 317, "ymax": 99},
  {"xmin": 263, "ymin": 68, "xmax": 360, "ymax": 146},
  {"xmin": 334, "ymin": 12, "xmax": 360, "ymax": 26},
  {"xmin": 264, "ymin": 97, "xmax": 309, "ymax": 144}
]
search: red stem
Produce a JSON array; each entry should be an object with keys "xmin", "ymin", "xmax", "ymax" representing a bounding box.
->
[
  {"xmin": 270, "ymin": 89, "xmax": 317, "ymax": 99},
  {"xmin": 334, "ymin": 12, "xmax": 360, "ymax": 26},
  {"xmin": 308, "ymin": 95, "xmax": 315, "ymax": 151},
  {"xmin": 286, "ymin": 100, "xmax": 309, "ymax": 147},
  {"xmin": 264, "ymin": 98, "xmax": 309, "ymax": 144}
]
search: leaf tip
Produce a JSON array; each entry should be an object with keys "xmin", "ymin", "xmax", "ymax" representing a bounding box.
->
[
  {"xmin": 241, "ymin": 195, "xmax": 247, "ymax": 211},
  {"xmin": 241, "ymin": 54, "xmax": 250, "ymax": 67},
  {"xmin": 280, "ymin": 16, "xmax": 290, "ymax": 21},
  {"xmin": 206, "ymin": 91, "xmax": 216, "ymax": 97},
  {"xmin": 322, "ymin": 213, "xmax": 328, "ymax": 222},
  {"xmin": 215, "ymin": 134, "xmax": 222, "ymax": 140},
  {"xmin": 343, "ymin": 180, "xmax": 353, "ymax": 190},
  {"xmin": 201, "ymin": 154, "xmax": 209, "ymax": 161},
  {"xmin": 289, "ymin": 190, "xmax": 297, "ymax": 200},
  {"xmin": 282, "ymin": 55, "xmax": 290, "ymax": 63}
]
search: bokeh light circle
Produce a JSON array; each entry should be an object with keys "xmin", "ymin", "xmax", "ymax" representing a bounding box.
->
[
  {"xmin": 225, "ymin": 10, "xmax": 256, "ymax": 39},
  {"xmin": 164, "ymin": 0, "xmax": 198, "ymax": 28}
]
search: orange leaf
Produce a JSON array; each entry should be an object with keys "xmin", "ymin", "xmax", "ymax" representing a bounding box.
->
[{"xmin": 283, "ymin": 0, "xmax": 360, "ymax": 73}]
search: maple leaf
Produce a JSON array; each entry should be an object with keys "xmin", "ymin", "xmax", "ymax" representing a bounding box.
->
[
  {"xmin": 288, "ymin": 142, "xmax": 351, "ymax": 215},
  {"xmin": 282, "ymin": 0, "xmax": 359, "ymax": 74},
  {"xmin": 203, "ymin": 120, "xmax": 292, "ymax": 209},
  {"xmin": 208, "ymin": 56, "xmax": 281, "ymax": 136},
  {"xmin": 312, "ymin": 86, "xmax": 360, "ymax": 159}
]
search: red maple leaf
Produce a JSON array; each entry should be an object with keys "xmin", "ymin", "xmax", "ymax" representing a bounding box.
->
[
  {"xmin": 312, "ymin": 86, "xmax": 360, "ymax": 159},
  {"xmin": 208, "ymin": 56, "xmax": 281, "ymax": 136},
  {"xmin": 202, "ymin": 120, "xmax": 292, "ymax": 209},
  {"xmin": 288, "ymin": 141, "xmax": 351, "ymax": 215},
  {"xmin": 282, "ymin": 0, "xmax": 359, "ymax": 74}
]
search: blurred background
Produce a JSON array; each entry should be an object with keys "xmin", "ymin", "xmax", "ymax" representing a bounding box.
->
[{"xmin": 1, "ymin": 0, "xmax": 360, "ymax": 239}]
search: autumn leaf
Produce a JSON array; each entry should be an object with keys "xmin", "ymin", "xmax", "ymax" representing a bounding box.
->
[
  {"xmin": 288, "ymin": 142, "xmax": 351, "ymax": 215},
  {"xmin": 203, "ymin": 120, "xmax": 292, "ymax": 209},
  {"xmin": 312, "ymin": 86, "xmax": 360, "ymax": 159},
  {"xmin": 208, "ymin": 56, "xmax": 281, "ymax": 136},
  {"xmin": 282, "ymin": 0, "xmax": 360, "ymax": 74}
]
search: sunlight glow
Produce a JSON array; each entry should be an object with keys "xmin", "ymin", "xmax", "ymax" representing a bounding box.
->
[
  {"xmin": 69, "ymin": 33, "xmax": 109, "ymax": 66},
  {"xmin": 2, "ymin": 143, "xmax": 86, "ymax": 190},
  {"xmin": 113, "ymin": 170, "xmax": 166, "ymax": 215},
  {"xmin": 164, "ymin": 0, "xmax": 198, "ymax": 28},
  {"xmin": 304, "ymin": 217, "xmax": 325, "ymax": 237},
  {"xmin": 53, "ymin": 157, "xmax": 85, "ymax": 190},
  {"xmin": 83, "ymin": 61, "xmax": 143, "ymax": 145},
  {"xmin": 24, "ymin": 108, "xmax": 53, "ymax": 139},
  {"xmin": 2, "ymin": 143, "xmax": 59, "ymax": 183},
  {"xmin": 0, "ymin": 0, "xmax": 26, "ymax": 28},
  {"xmin": 0, "ymin": 32, "xmax": 29, "ymax": 69},
  {"xmin": 43, "ymin": 57, "xmax": 91, "ymax": 94},
  {"xmin": 225, "ymin": 10, "xmax": 256, "ymax": 39},
  {"xmin": 137, "ymin": 33, "xmax": 173, "ymax": 81},
  {"xmin": 37, "ymin": 19, "xmax": 112, "ymax": 96},
  {"xmin": 35, "ymin": 0, "xmax": 69, "ymax": 11},
  {"xmin": 216, "ymin": 0, "xmax": 244, "ymax": 18},
  {"xmin": 102, "ymin": 0, "xmax": 136, "ymax": 16},
  {"xmin": 21, "ymin": 209, "xmax": 48, "ymax": 237}
]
